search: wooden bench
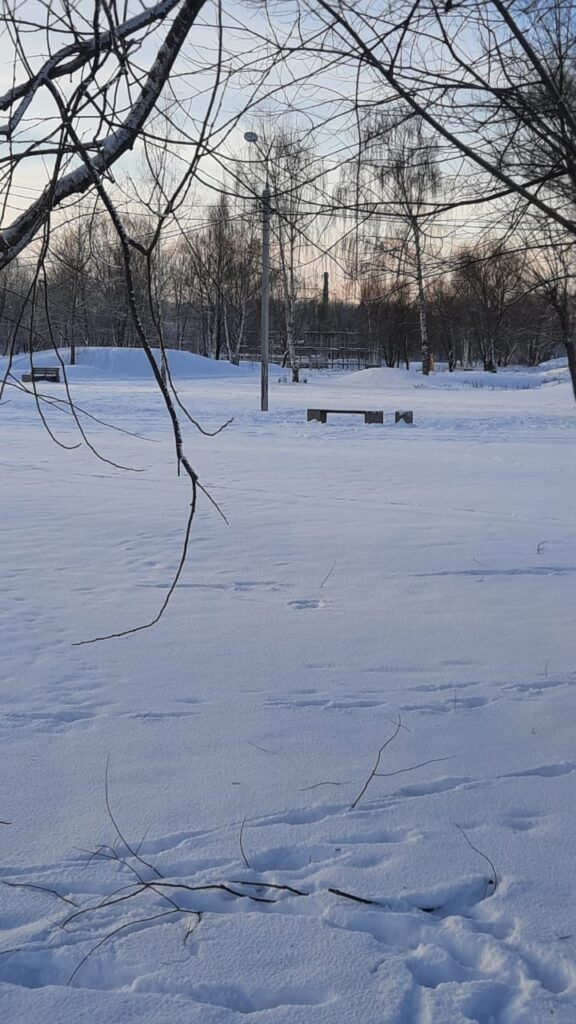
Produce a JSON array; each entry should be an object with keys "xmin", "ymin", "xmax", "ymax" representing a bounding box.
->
[
  {"xmin": 307, "ymin": 408, "xmax": 414, "ymax": 425},
  {"xmin": 21, "ymin": 366, "xmax": 61, "ymax": 383}
]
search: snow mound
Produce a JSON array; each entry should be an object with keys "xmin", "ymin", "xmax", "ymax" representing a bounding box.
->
[
  {"xmin": 341, "ymin": 363, "xmax": 570, "ymax": 390},
  {"xmin": 7, "ymin": 347, "xmax": 265, "ymax": 380}
]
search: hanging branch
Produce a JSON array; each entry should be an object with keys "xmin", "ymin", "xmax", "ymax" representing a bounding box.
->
[{"xmin": 0, "ymin": 0, "xmax": 208, "ymax": 268}]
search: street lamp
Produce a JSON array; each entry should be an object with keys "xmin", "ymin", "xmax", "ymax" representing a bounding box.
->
[{"xmin": 244, "ymin": 131, "xmax": 270, "ymax": 412}]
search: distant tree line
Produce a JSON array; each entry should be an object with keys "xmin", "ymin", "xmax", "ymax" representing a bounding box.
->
[
  {"xmin": 1, "ymin": 200, "xmax": 571, "ymax": 374},
  {"xmin": 2, "ymin": 1, "xmax": 576, "ymax": 396}
]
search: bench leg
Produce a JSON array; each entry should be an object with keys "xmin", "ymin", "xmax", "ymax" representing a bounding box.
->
[
  {"xmin": 395, "ymin": 411, "xmax": 414, "ymax": 424},
  {"xmin": 307, "ymin": 410, "xmax": 327, "ymax": 423},
  {"xmin": 364, "ymin": 411, "xmax": 384, "ymax": 424}
]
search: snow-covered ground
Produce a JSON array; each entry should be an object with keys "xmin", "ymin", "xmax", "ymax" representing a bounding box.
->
[{"xmin": 1, "ymin": 350, "xmax": 576, "ymax": 1023}]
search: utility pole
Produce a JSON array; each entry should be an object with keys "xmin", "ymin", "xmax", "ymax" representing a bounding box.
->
[
  {"xmin": 244, "ymin": 130, "xmax": 270, "ymax": 412},
  {"xmin": 260, "ymin": 184, "xmax": 270, "ymax": 412}
]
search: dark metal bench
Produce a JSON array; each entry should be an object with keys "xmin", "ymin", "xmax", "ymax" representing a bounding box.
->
[
  {"xmin": 307, "ymin": 408, "xmax": 383, "ymax": 424},
  {"xmin": 307, "ymin": 408, "xmax": 413, "ymax": 425},
  {"xmin": 21, "ymin": 367, "xmax": 61, "ymax": 383}
]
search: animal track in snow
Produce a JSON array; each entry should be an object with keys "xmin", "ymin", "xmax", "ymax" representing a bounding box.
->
[
  {"xmin": 139, "ymin": 982, "xmax": 331, "ymax": 1014},
  {"xmin": 126, "ymin": 710, "xmax": 199, "ymax": 721},
  {"xmin": 266, "ymin": 694, "xmax": 387, "ymax": 711},
  {"xmin": 0, "ymin": 706, "xmax": 98, "ymax": 732},
  {"xmin": 410, "ymin": 565, "xmax": 575, "ymax": 579},
  {"xmin": 287, "ymin": 598, "xmax": 325, "ymax": 610},
  {"xmin": 253, "ymin": 804, "xmax": 342, "ymax": 828},
  {"xmin": 326, "ymin": 827, "xmax": 416, "ymax": 847},
  {"xmin": 502, "ymin": 809, "xmax": 544, "ymax": 833},
  {"xmin": 247, "ymin": 843, "xmax": 334, "ymax": 872},
  {"xmin": 505, "ymin": 678, "xmax": 571, "ymax": 698},
  {"xmin": 400, "ymin": 696, "xmax": 491, "ymax": 714},
  {"xmin": 385, "ymin": 775, "xmax": 476, "ymax": 802},
  {"xmin": 2, "ymin": 795, "xmax": 575, "ymax": 1023},
  {"xmin": 142, "ymin": 579, "xmax": 290, "ymax": 594},
  {"xmin": 461, "ymin": 983, "xmax": 518, "ymax": 1024},
  {"xmin": 409, "ymin": 681, "xmax": 479, "ymax": 694},
  {"xmin": 503, "ymin": 762, "xmax": 576, "ymax": 780}
]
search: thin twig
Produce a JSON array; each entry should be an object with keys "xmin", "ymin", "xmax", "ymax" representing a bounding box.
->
[
  {"xmin": 6, "ymin": 378, "xmax": 160, "ymax": 442},
  {"xmin": 374, "ymin": 755, "xmax": 455, "ymax": 779},
  {"xmin": 229, "ymin": 880, "xmax": 308, "ymax": 896},
  {"xmin": 350, "ymin": 717, "xmax": 403, "ymax": 809},
  {"xmin": 184, "ymin": 912, "xmax": 203, "ymax": 942},
  {"xmin": 328, "ymin": 886, "xmax": 380, "ymax": 906},
  {"xmin": 151, "ymin": 880, "xmax": 277, "ymax": 903},
  {"xmin": 246, "ymin": 740, "xmax": 280, "ymax": 755},
  {"xmin": 319, "ymin": 559, "xmax": 337, "ymax": 588},
  {"xmin": 239, "ymin": 816, "xmax": 253, "ymax": 870},
  {"xmin": 102, "ymin": 757, "xmax": 163, "ymax": 878},
  {"xmin": 61, "ymin": 886, "xmax": 148, "ymax": 930},
  {"xmin": 68, "ymin": 908, "xmax": 180, "ymax": 986},
  {"xmin": 73, "ymin": 485, "xmax": 196, "ymax": 644},
  {"xmin": 455, "ymin": 824, "xmax": 499, "ymax": 894},
  {"xmin": 197, "ymin": 479, "xmax": 229, "ymax": 524},
  {"xmin": 301, "ymin": 780, "xmax": 350, "ymax": 791},
  {"xmin": 160, "ymin": 912, "xmax": 203, "ymax": 965},
  {"xmin": 3, "ymin": 880, "xmax": 78, "ymax": 906}
]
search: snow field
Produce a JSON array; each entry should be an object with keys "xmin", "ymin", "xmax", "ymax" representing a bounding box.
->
[{"xmin": 1, "ymin": 352, "xmax": 576, "ymax": 1022}]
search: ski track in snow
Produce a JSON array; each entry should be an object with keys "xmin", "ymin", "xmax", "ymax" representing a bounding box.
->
[{"xmin": 1, "ymin": 353, "xmax": 576, "ymax": 1021}]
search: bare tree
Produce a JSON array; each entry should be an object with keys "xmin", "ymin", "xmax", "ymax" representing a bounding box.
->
[
  {"xmin": 525, "ymin": 226, "xmax": 576, "ymax": 397},
  {"xmin": 304, "ymin": 0, "xmax": 576, "ymax": 393},
  {"xmin": 454, "ymin": 242, "xmax": 525, "ymax": 371},
  {"xmin": 427, "ymin": 278, "xmax": 465, "ymax": 373},
  {"xmin": 0, "ymin": 260, "xmax": 32, "ymax": 356},
  {"xmin": 221, "ymin": 215, "xmax": 261, "ymax": 364},
  {"xmin": 358, "ymin": 276, "xmax": 412, "ymax": 368},
  {"xmin": 184, "ymin": 194, "xmax": 254, "ymax": 361},
  {"xmin": 309, "ymin": 0, "xmax": 576, "ymax": 232},
  {"xmin": 46, "ymin": 213, "xmax": 95, "ymax": 363},
  {"xmin": 360, "ymin": 113, "xmax": 442, "ymax": 374}
]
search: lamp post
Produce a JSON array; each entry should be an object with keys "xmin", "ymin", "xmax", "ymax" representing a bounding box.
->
[{"xmin": 244, "ymin": 131, "xmax": 269, "ymax": 412}]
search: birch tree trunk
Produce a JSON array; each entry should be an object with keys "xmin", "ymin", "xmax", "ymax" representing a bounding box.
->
[{"xmin": 412, "ymin": 220, "xmax": 430, "ymax": 375}]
